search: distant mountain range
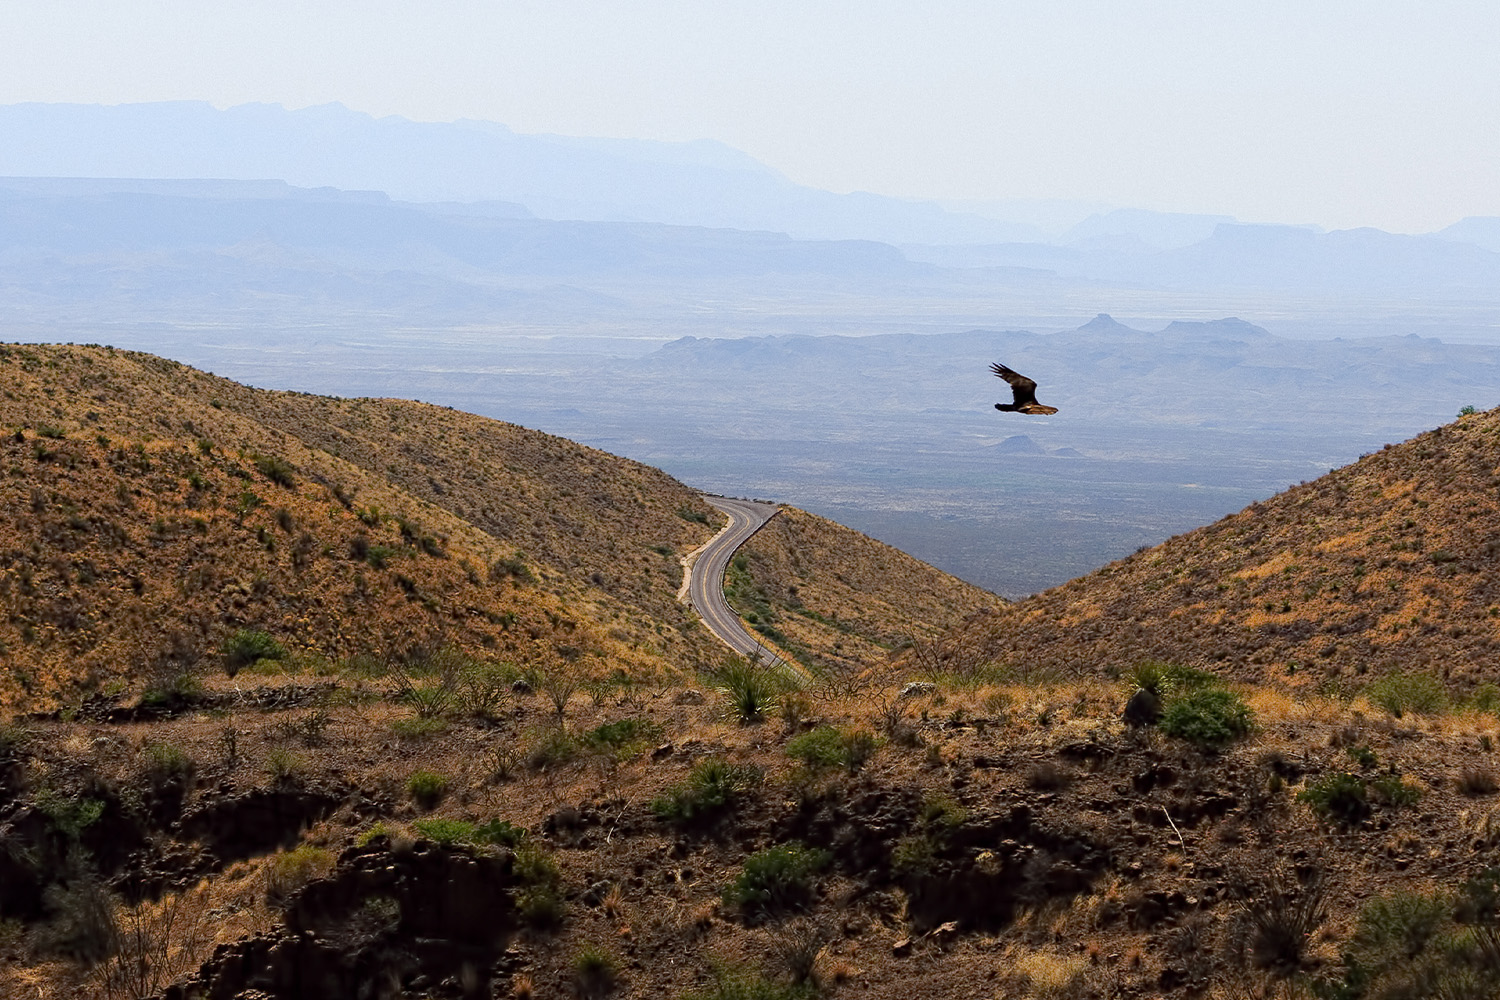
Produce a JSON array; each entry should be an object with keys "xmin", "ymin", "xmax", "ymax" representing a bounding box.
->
[
  {"xmin": 5, "ymin": 100, "xmax": 1500, "ymax": 261},
  {"xmin": 0, "ymin": 101, "xmax": 1048, "ymax": 245}
]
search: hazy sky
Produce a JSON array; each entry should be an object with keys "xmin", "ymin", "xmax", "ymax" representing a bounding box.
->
[{"xmin": 3, "ymin": 1, "xmax": 1498, "ymax": 232}]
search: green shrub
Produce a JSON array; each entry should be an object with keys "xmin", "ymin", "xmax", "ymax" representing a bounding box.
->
[
  {"xmin": 253, "ymin": 454, "xmax": 296, "ymax": 487},
  {"xmin": 263, "ymin": 747, "xmax": 306, "ymax": 784},
  {"xmin": 785, "ymin": 726, "xmax": 879, "ymax": 771},
  {"xmin": 1366, "ymin": 672, "xmax": 1448, "ymax": 717},
  {"xmin": 652, "ymin": 758, "xmax": 762, "ymax": 823},
  {"xmin": 1298, "ymin": 772, "xmax": 1370, "ymax": 825},
  {"xmin": 582, "ymin": 718, "xmax": 663, "ymax": 759},
  {"xmin": 474, "ymin": 818, "xmax": 528, "ymax": 847},
  {"xmin": 413, "ymin": 817, "xmax": 476, "ymax": 846},
  {"xmin": 389, "ymin": 715, "xmax": 449, "ymax": 739},
  {"xmin": 513, "ymin": 844, "xmax": 566, "ymax": 927},
  {"xmin": 572, "ymin": 946, "xmax": 622, "ymax": 998},
  {"xmin": 221, "ymin": 628, "xmax": 286, "ymax": 675},
  {"xmin": 1369, "ymin": 773, "xmax": 1422, "ymax": 808},
  {"xmin": 140, "ymin": 670, "xmax": 204, "ymax": 708},
  {"xmin": 684, "ymin": 965, "xmax": 816, "ymax": 1000},
  {"xmin": 35, "ymin": 789, "xmax": 104, "ymax": 840},
  {"xmin": 141, "ymin": 741, "xmax": 196, "ymax": 784},
  {"xmin": 0, "ymin": 721, "xmax": 31, "ymax": 759},
  {"xmin": 723, "ymin": 844, "xmax": 829, "ymax": 916},
  {"xmin": 711, "ymin": 660, "xmax": 798, "ymax": 723},
  {"xmin": 1128, "ymin": 660, "xmax": 1217, "ymax": 696},
  {"xmin": 356, "ymin": 821, "xmax": 397, "ymax": 847},
  {"xmin": 406, "ymin": 769, "xmax": 448, "ymax": 810},
  {"xmin": 265, "ymin": 844, "xmax": 334, "ymax": 905},
  {"xmin": 1158, "ymin": 686, "xmax": 1253, "ymax": 747},
  {"xmin": 526, "ymin": 727, "xmax": 580, "ymax": 768}
]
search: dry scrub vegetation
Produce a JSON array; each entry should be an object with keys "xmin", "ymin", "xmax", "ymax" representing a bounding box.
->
[
  {"xmin": 8, "ymin": 649, "xmax": 1500, "ymax": 999},
  {"xmin": 8, "ymin": 343, "xmax": 1500, "ymax": 999},
  {"xmin": 941, "ymin": 406, "xmax": 1500, "ymax": 694}
]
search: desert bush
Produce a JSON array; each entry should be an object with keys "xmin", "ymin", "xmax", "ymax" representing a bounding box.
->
[
  {"xmin": 1366, "ymin": 672, "xmax": 1448, "ymax": 717},
  {"xmin": 582, "ymin": 718, "xmax": 663, "ymax": 760},
  {"xmin": 1299, "ymin": 772, "xmax": 1371, "ymax": 825},
  {"xmin": 474, "ymin": 818, "xmax": 528, "ymax": 847},
  {"xmin": 723, "ymin": 844, "xmax": 829, "ymax": 917},
  {"xmin": 356, "ymin": 821, "xmax": 398, "ymax": 848},
  {"xmin": 141, "ymin": 741, "xmax": 196, "ymax": 786},
  {"xmin": 513, "ymin": 844, "xmax": 566, "ymax": 928},
  {"xmin": 0, "ymin": 720, "xmax": 29, "ymax": 759},
  {"xmin": 1457, "ymin": 868, "xmax": 1500, "ymax": 925},
  {"xmin": 1158, "ymin": 686, "xmax": 1254, "ymax": 747},
  {"xmin": 265, "ymin": 844, "xmax": 334, "ymax": 906},
  {"xmin": 221, "ymin": 628, "xmax": 285, "ymax": 676},
  {"xmin": 572, "ymin": 946, "xmax": 622, "ymax": 998},
  {"xmin": 710, "ymin": 659, "xmax": 799, "ymax": 723},
  {"xmin": 652, "ymin": 758, "xmax": 762, "ymax": 823},
  {"xmin": 94, "ymin": 881, "xmax": 214, "ymax": 1000},
  {"xmin": 784, "ymin": 726, "xmax": 878, "ymax": 772},
  {"xmin": 458, "ymin": 660, "xmax": 519, "ymax": 719},
  {"xmin": 139, "ymin": 670, "xmax": 204, "ymax": 708},
  {"xmin": 525, "ymin": 726, "xmax": 581, "ymax": 768},
  {"xmin": 1128, "ymin": 660, "xmax": 1216, "ymax": 696},
  {"xmin": 406, "ymin": 769, "xmax": 448, "ymax": 810},
  {"xmin": 263, "ymin": 747, "xmax": 306, "ymax": 784},
  {"xmin": 252, "ymin": 453, "xmax": 296, "ymax": 487},
  {"xmin": 389, "ymin": 716, "xmax": 450, "ymax": 739},
  {"xmin": 35, "ymin": 788, "xmax": 105, "ymax": 841},
  {"xmin": 38, "ymin": 856, "xmax": 117, "ymax": 964},
  {"xmin": 1369, "ymin": 773, "xmax": 1422, "ymax": 808},
  {"xmin": 1238, "ymin": 875, "xmax": 1326, "ymax": 976},
  {"xmin": 413, "ymin": 817, "xmax": 476, "ymax": 846},
  {"xmin": 683, "ymin": 964, "xmax": 815, "ymax": 1000},
  {"xmin": 767, "ymin": 918, "xmax": 829, "ymax": 987},
  {"xmin": 489, "ymin": 552, "xmax": 535, "ymax": 584}
]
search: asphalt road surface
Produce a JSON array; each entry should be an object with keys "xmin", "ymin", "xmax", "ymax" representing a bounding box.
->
[{"xmin": 685, "ymin": 495, "xmax": 782, "ymax": 663}]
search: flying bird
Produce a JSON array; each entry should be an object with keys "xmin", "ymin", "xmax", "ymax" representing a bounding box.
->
[{"xmin": 990, "ymin": 363, "xmax": 1058, "ymax": 415}]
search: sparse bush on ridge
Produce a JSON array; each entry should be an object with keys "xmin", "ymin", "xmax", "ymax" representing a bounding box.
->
[
  {"xmin": 784, "ymin": 725, "xmax": 879, "ymax": 772},
  {"xmin": 1365, "ymin": 672, "xmax": 1448, "ymax": 717},
  {"xmin": 406, "ymin": 769, "xmax": 448, "ymax": 810},
  {"xmin": 653, "ymin": 758, "xmax": 762, "ymax": 823},
  {"xmin": 724, "ymin": 844, "xmax": 829, "ymax": 918},
  {"xmin": 1158, "ymin": 687, "xmax": 1254, "ymax": 748},
  {"xmin": 710, "ymin": 658, "xmax": 800, "ymax": 724},
  {"xmin": 252, "ymin": 453, "xmax": 296, "ymax": 487},
  {"xmin": 221, "ymin": 628, "xmax": 286, "ymax": 676}
]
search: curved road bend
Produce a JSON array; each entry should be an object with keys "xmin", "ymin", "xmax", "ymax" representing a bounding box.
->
[{"xmin": 682, "ymin": 495, "xmax": 782, "ymax": 663}]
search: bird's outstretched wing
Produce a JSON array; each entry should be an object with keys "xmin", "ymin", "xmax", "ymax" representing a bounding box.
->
[{"xmin": 990, "ymin": 362, "xmax": 1038, "ymax": 403}]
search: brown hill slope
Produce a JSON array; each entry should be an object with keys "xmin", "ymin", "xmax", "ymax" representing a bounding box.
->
[
  {"xmin": 728, "ymin": 506, "xmax": 1006, "ymax": 673},
  {"xmin": 0, "ymin": 343, "xmax": 989, "ymax": 709},
  {"xmin": 937, "ymin": 407, "xmax": 1500, "ymax": 691},
  {"xmin": 0, "ymin": 344, "xmax": 724, "ymax": 709}
]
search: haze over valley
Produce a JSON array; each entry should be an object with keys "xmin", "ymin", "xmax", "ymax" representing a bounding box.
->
[{"xmin": 4, "ymin": 103, "xmax": 1500, "ymax": 595}]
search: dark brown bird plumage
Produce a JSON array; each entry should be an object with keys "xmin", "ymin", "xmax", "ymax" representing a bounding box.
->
[{"xmin": 990, "ymin": 363, "xmax": 1058, "ymax": 415}]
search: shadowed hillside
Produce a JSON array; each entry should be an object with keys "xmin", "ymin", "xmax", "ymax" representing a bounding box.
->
[{"xmin": 935, "ymin": 407, "xmax": 1500, "ymax": 692}]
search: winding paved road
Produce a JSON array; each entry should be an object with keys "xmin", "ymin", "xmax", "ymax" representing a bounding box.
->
[{"xmin": 681, "ymin": 495, "xmax": 782, "ymax": 663}]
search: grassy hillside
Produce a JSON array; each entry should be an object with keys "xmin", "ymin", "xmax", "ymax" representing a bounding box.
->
[
  {"xmin": 0, "ymin": 343, "xmax": 735, "ymax": 711},
  {"xmin": 727, "ymin": 506, "xmax": 1005, "ymax": 674},
  {"xmin": 934, "ymin": 406, "xmax": 1500, "ymax": 694}
]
